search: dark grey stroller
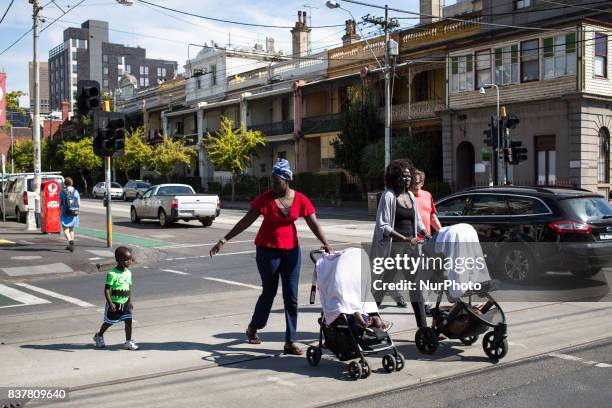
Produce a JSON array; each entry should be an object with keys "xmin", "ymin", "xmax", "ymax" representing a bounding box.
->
[
  {"xmin": 415, "ymin": 238, "xmax": 509, "ymax": 362},
  {"xmin": 306, "ymin": 250, "xmax": 406, "ymax": 380}
]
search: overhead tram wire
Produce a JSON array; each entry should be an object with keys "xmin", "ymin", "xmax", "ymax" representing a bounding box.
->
[
  {"xmin": 0, "ymin": 0, "xmax": 16, "ymax": 25},
  {"xmin": 537, "ymin": 0, "xmax": 612, "ymax": 15}
]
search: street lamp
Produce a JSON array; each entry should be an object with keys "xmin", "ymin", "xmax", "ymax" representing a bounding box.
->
[{"xmin": 480, "ymin": 84, "xmax": 502, "ymax": 185}]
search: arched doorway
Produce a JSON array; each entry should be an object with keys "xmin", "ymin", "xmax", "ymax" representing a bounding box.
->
[{"xmin": 456, "ymin": 141, "xmax": 475, "ymax": 190}]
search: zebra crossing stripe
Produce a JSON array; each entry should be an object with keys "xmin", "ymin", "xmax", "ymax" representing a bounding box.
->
[
  {"xmin": 14, "ymin": 283, "xmax": 95, "ymax": 308},
  {"xmin": 0, "ymin": 284, "xmax": 51, "ymax": 308}
]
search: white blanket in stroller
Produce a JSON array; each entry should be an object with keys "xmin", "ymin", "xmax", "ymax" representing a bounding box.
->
[
  {"xmin": 434, "ymin": 223, "xmax": 492, "ymax": 299},
  {"xmin": 316, "ymin": 248, "xmax": 379, "ymax": 325}
]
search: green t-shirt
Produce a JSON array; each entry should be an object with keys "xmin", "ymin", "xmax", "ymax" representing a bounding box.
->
[{"xmin": 105, "ymin": 267, "xmax": 132, "ymax": 304}]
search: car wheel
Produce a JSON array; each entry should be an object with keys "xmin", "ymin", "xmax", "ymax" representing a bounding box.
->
[
  {"xmin": 570, "ymin": 267, "xmax": 602, "ymax": 279},
  {"xmin": 130, "ymin": 207, "xmax": 140, "ymax": 224},
  {"xmin": 498, "ymin": 246, "xmax": 536, "ymax": 284},
  {"xmin": 200, "ymin": 217, "xmax": 213, "ymax": 227},
  {"xmin": 159, "ymin": 209, "xmax": 172, "ymax": 228}
]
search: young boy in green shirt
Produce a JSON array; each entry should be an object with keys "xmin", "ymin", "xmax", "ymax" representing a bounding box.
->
[{"xmin": 93, "ymin": 246, "xmax": 139, "ymax": 350}]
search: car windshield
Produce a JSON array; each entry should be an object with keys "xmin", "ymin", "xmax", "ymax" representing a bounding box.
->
[
  {"xmin": 111, "ymin": 183, "xmax": 122, "ymax": 188},
  {"xmin": 136, "ymin": 182, "xmax": 150, "ymax": 189},
  {"xmin": 156, "ymin": 186, "xmax": 194, "ymax": 196},
  {"xmin": 27, "ymin": 177, "xmax": 63, "ymax": 191},
  {"xmin": 559, "ymin": 197, "xmax": 612, "ymax": 222}
]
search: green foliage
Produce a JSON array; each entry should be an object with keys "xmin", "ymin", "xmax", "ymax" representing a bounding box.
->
[
  {"xmin": 150, "ymin": 136, "xmax": 196, "ymax": 180},
  {"xmin": 115, "ymin": 127, "xmax": 153, "ymax": 179},
  {"xmin": 292, "ymin": 172, "xmax": 346, "ymax": 200},
  {"xmin": 205, "ymin": 116, "xmax": 267, "ymax": 174},
  {"xmin": 61, "ymin": 138, "xmax": 103, "ymax": 192},
  {"xmin": 331, "ymin": 86, "xmax": 383, "ymax": 180},
  {"xmin": 4, "ymin": 91, "xmax": 26, "ymax": 129}
]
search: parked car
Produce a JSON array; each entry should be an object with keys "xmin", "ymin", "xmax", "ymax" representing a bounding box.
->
[
  {"xmin": 130, "ymin": 184, "xmax": 220, "ymax": 227},
  {"xmin": 0, "ymin": 173, "xmax": 64, "ymax": 222},
  {"xmin": 435, "ymin": 186, "xmax": 612, "ymax": 283},
  {"xmin": 123, "ymin": 180, "xmax": 151, "ymax": 201},
  {"xmin": 92, "ymin": 182, "xmax": 124, "ymax": 200}
]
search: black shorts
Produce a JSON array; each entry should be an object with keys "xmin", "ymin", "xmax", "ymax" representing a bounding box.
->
[{"xmin": 103, "ymin": 302, "xmax": 132, "ymax": 325}]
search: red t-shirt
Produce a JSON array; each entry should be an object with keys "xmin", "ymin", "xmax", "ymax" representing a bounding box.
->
[
  {"xmin": 250, "ymin": 190, "xmax": 315, "ymax": 249},
  {"xmin": 414, "ymin": 189, "xmax": 437, "ymax": 235}
]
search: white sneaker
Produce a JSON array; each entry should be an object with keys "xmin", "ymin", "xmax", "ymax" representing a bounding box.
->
[
  {"xmin": 93, "ymin": 333, "xmax": 105, "ymax": 348},
  {"xmin": 123, "ymin": 339, "xmax": 139, "ymax": 350}
]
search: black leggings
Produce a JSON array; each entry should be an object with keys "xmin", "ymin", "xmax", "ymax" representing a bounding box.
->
[{"xmin": 411, "ymin": 301, "xmax": 427, "ymax": 328}]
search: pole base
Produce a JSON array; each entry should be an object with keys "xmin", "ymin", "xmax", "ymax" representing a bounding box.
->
[{"xmin": 25, "ymin": 209, "xmax": 37, "ymax": 231}]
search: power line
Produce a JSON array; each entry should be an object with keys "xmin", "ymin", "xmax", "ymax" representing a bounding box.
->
[
  {"xmin": 537, "ymin": 0, "xmax": 612, "ymax": 15},
  {"xmin": 0, "ymin": 0, "xmax": 15, "ymax": 25},
  {"xmin": 135, "ymin": 0, "xmax": 344, "ymax": 29}
]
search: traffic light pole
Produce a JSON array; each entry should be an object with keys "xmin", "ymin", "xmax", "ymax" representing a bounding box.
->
[
  {"xmin": 102, "ymin": 101, "xmax": 112, "ymax": 248},
  {"xmin": 29, "ymin": 0, "xmax": 42, "ymax": 232}
]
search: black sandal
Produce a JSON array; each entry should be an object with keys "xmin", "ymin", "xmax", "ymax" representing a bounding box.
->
[
  {"xmin": 283, "ymin": 343, "xmax": 303, "ymax": 355},
  {"xmin": 246, "ymin": 327, "xmax": 261, "ymax": 344}
]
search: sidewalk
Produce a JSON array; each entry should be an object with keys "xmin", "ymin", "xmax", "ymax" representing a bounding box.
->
[
  {"xmin": 0, "ymin": 221, "xmax": 161, "ymax": 280},
  {"xmin": 1, "ymin": 283, "xmax": 611, "ymax": 407}
]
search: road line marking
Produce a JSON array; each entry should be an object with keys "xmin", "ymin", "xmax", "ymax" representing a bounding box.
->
[
  {"xmin": 14, "ymin": 283, "xmax": 95, "ymax": 308},
  {"xmin": 203, "ymin": 277, "xmax": 261, "ymax": 290},
  {"xmin": 0, "ymin": 284, "xmax": 51, "ymax": 307},
  {"xmin": 1, "ymin": 262, "xmax": 73, "ymax": 277},
  {"xmin": 86, "ymin": 249, "xmax": 115, "ymax": 257},
  {"xmin": 164, "ymin": 240, "xmax": 253, "ymax": 249},
  {"xmin": 17, "ymin": 240, "xmax": 36, "ymax": 245},
  {"xmin": 548, "ymin": 352, "xmax": 611, "ymax": 368},
  {"xmin": 10, "ymin": 255, "xmax": 43, "ymax": 260},
  {"xmin": 89, "ymin": 257, "xmax": 103, "ymax": 261},
  {"xmin": 0, "ymin": 239, "xmax": 15, "ymax": 245},
  {"xmin": 161, "ymin": 269, "xmax": 190, "ymax": 275}
]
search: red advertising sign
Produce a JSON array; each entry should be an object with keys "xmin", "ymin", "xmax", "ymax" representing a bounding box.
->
[
  {"xmin": 41, "ymin": 180, "xmax": 61, "ymax": 233},
  {"xmin": 0, "ymin": 72, "xmax": 6, "ymax": 128}
]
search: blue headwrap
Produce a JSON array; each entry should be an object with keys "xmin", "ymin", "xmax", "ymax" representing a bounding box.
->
[{"xmin": 271, "ymin": 158, "xmax": 293, "ymax": 181}]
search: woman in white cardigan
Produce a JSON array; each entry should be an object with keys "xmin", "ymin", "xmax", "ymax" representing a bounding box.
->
[{"xmin": 370, "ymin": 159, "xmax": 430, "ymax": 327}]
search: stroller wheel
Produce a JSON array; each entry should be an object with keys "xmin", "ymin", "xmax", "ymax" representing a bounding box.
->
[
  {"xmin": 394, "ymin": 352, "xmax": 406, "ymax": 371},
  {"xmin": 306, "ymin": 346, "xmax": 322, "ymax": 366},
  {"xmin": 348, "ymin": 361, "xmax": 362, "ymax": 380},
  {"xmin": 360, "ymin": 359, "xmax": 371, "ymax": 378},
  {"xmin": 415, "ymin": 327, "xmax": 439, "ymax": 355},
  {"xmin": 460, "ymin": 335, "xmax": 479, "ymax": 346},
  {"xmin": 382, "ymin": 354, "xmax": 397, "ymax": 373},
  {"xmin": 483, "ymin": 331, "xmax": 508, "ymax": 362}
]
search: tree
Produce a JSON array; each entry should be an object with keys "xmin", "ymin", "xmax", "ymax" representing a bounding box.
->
[
  {"xmin": 115, "ymin": 127, "xmax": 153, "ymax": 179},
  {"xmin": 4, "ymin": 91, "xmax": 26, "ymax": 128},
  {"xmin": 150, "ymin": 136, "xmax": 195, "ymax": 182},
  {"xmin": 331, "ymin": 86, "xmax": 383, "ymax": 196},
  {"xmin": 61, "ymin": 138, "xmax": 103, "ymax": 192},
  {"xmin": 9, "ymin": 139, "xmax": 50, "ymax": 173},
  {"xmin": 205, "ymin": 116, "xmax": 267, "ymax": 202}
]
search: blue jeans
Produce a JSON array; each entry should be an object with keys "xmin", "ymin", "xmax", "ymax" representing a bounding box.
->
[{"xmin": 250, "ymin": 245, "xmax": 301, "ymax": 342}]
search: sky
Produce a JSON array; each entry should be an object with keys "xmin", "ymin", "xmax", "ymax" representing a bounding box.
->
[{"xmin": 0, "ymin": 0, "xmax": 428, "ymax": 107}]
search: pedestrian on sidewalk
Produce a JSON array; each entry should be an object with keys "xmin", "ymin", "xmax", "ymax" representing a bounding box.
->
[
  {"xmin": 410, "ymin": 169, "xmax": 442, "ymax": 317},
  {"xmin": 210, "ymin": 158, "xmax": 332, "ymax": 355},
  {"xmin": 59, "ymin": 177, "xmax": 80, "ymax": 252},
  {"xmin": 371, "ymin": 159, "xmax": 430, "ymax": 327},
  {"xmin": 93, "ymin": 246, "xmax": 139, "ymax": 350}
]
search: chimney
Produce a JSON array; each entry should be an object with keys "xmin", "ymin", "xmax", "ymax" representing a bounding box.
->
[
  {"xmin": 60, "ymin": 100, "xmax": 70, "ymax": 122},
  {"xmin": 266, "ymin": 37, "xmax": 275, "ymax": 53},
  {"xmin": 342, "ymin": 19, "xmax": 361, "ymax": 46},
  {"xmin": 419, "ymin": 0, "xmax": 442, "ymax": 25},
  {"xmin": 291, "ymin": 10, "xmax": 311, "ymax": 58}
]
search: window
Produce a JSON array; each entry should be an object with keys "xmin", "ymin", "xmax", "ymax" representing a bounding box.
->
[
  {"xmin": 139, "ymin": 77, "xmax": 145, "ymax": 87},
  {"xmin": 594, "ymin": 33, "xmax": 608, "ymax": 77},
  {"xmin": 196, "ymin": 78, "xmax": 201, "ymax": 89},
  {"xmin": 103, "ymin": 55, "xmax": 108, "ymax": 64},
  {"xmin": 145, "ymin": 77, "xmax": 149, "ymax": 86},
  {"xmin": 515, "ymin": 0, "xmax": 531, "ymax": 9},
  {"xmin": 103, "ymin": 79, "xmax": 109, "ymax": 88},
  {"xmin": 494, "ymin": 45, "xmax": 519, "ymax": 85},
  {"xmin": 118, "ymin": 67, "xmax": 124, "ymax": 76},
  {"xmin": 277, "ymin": 151, "xmax": 287, "ymax": 160},
  {"xmin": 126, "ymin": 64, "xmax": 131, "ymax": 74},
  {"xmin": 466, "ymin": 195, "xmax": 507, "ymax": 216},
  {"xmin": 598, "ymin": 127, "xmax": 610, "ymax": 183},
  {"xmin": 103, "ymin": 67, "xmax": 109, "ymax": 76},
  {"xmin": 451, "ymin": 55, "xmax": 474, "ymax": 92},
  {"xmin": 507, "ymin": 197, "xmax": 549, "ymax": 215},
  {"xmin": 175, "ymin": 122, "xmax": 184, "ymax": 135},
  {"xmin": 521, "ymin": 39, "xmax": 539, "ymax": 82},
  {"xmin": 157, "ymin": 67, "xmax": 167, "ymax": 77},
  {"xmin": 140, "ymin": 66, "xmax": 145, "ymax": 75},
  {"xmin": 71, "ymin": 39, "xmax": 77, "ymax": 47},
  {"xmin": 436, "ymin": 196, "xmax": 469, "ymax": 217},
  {"xmin": 475, "ymin": 50, "xmax": 491, "ymax": 89},
  {"xmin": 535, "ymin": 135, "xmax": 556, "ymax": 185},
  {"xmin": 72, "ymin": 64, "xmax": 77, "ymax": 74},
  {"xmin": 145, "ymin": 66, "xmax": 149, "ymax": 75},
  {"xmin": 210, "ymin": 64, "xmax": 217, "ymax": 86},
  {"xmin": 72, "ymin": 51, "xmax": 77, "ymax": 60},
  {"xmin": 543, "ymin": 33, "xmax": 576, "ymax": 79}
]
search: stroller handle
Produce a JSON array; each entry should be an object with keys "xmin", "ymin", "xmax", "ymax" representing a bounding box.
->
[{"xmin": 309, "ymin": 249, "xmax": 326, "ymax": 264}]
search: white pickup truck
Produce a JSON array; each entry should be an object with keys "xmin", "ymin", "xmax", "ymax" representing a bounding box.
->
[{"xmin": 129, "ymin": 184, "xmax": 220, "ymax": 227}]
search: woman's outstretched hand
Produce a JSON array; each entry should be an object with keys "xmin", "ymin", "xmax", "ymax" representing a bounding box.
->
[
  {"xmin": 321, "ymin": 243, "xmax": 333, "ymax": 253},
  {"xmin": 209, "ymin": 241, "xmax": 224, "ymax": 257}
]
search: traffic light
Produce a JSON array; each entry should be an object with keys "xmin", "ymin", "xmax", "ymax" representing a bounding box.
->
[
  {"xmin": 76, "ymin": 80, "xmax": 100, "ymax": 116},
  {"xmin": 509, "ymin": 140, "xmax": 528, "ymax": 164},
  {"xmin": 503, "ymin": 147, "xmax": 511, "ymax": 163},
  {"xmin": 504, "ymin": 113, "xmax": 520, "ymax": 129},
  {"xmin": 93, "ymin": 112, "xmax": 126, "ymax": 157},
  {"xmin": 483, "ymin": 116, "xmax": 499, "ymax": 149}
]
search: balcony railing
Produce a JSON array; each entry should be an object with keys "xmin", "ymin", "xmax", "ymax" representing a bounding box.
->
[
  {"xmin": 387, "ymin": 99, "xmax": 446, "ymax": 122},
  {"xmin": 301, "ymin": 113, "xmax": 343, "ymax": 135},
  {"xmin": 250, "ymin": 120, "xmax": 294, "ymax": 136}
]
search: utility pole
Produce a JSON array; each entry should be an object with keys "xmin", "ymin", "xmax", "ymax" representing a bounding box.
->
[
  {"xmin": 102, "ymin": 100, "xmax": 113, "ymax": 247},
  {"xmin": 10, "ymin": 125, "xmax": 14, "ymax": 173},
  {"xmin": 363, "ymin": 6, "xmax": 399, "ymax": 168},
  {"xmin": 29, "ymin": 0, "xmax": 42, "ymax": 231}
]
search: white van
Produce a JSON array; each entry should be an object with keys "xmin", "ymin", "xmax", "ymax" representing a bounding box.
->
[{"xmin": 0, "ymin": 173, "xmax": 64, "ymax": 222}]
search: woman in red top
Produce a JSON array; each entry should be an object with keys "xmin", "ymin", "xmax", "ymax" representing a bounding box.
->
[{"xmin": 210, "ymin": 159, "xmax": 331, "ymax": 355}]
